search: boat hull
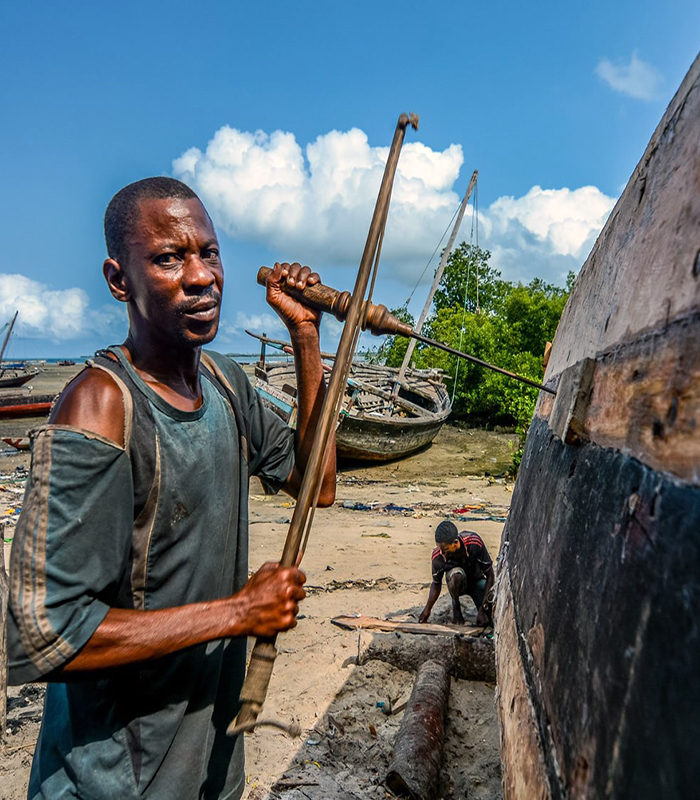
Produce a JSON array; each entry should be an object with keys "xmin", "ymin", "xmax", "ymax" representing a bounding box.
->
[
  {"xmin": 0, "ymin": 393, "xmax": 55, "ymax": 419},
  {"xmin": 0, "ymin": 372, "xmax": 36, "ymax": 389},
  {"xmin": 496, "ymin": 54, "xmax": 700, "ymax": 799},
  {"xmin": 335, "ymin": 408, "xmax": 449, "ymax": 461},
  {"xmin": 255, "ymin": 360, "xmax": 451, "ymax": 462}
]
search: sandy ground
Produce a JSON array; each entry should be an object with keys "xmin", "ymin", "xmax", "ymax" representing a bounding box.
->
[{"xmin": 1, "ymin": 364, "xmax": 516, "ymax": 800}]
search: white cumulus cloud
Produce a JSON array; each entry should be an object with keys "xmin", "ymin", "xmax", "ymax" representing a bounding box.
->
[
  {"xmin": 174, "ymin": 125, "xmax": 616, "ymax": 290},
  {"xmin": 595, "ymin": 52, "xmax": 664, "ymax": 101},
  {"xmin": 0, "ymin": 273, "xmax": 124, "ymax": 343},
  {"xmin": 482, "ymin": 185, "xmax": 616, "ymax": 285},
  {"xmin": 173, "ymin": 126, "xmax": 463, "ymax": 276}
]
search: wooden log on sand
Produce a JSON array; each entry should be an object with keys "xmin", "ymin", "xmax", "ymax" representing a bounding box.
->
[
  {"xmin": 386, "ymin": 659, "xmax": 450, "ymax": 800},
  {"xmin": 357, "ymin": 630, "xmax": 495, "ymax": 683}
]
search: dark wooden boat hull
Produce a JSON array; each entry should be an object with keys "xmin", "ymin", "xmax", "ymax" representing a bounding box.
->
[
  {"xmin": 0, "ymin": 393, "xmax": 54, "ymax": 419},
  {"xmin": 0, "ymin": 372, "xmax": 35, "ymax": 388},
  {"xmin": 495, "ymin": 54, "xmax": 700, "ymax": 799},
  {"xmin": 334, "ymin": 408, "xmax": 449, "ymax": 461},
  {"xmin": 255, "ymin": 360, "xmax": 451, "ymax": 462}
]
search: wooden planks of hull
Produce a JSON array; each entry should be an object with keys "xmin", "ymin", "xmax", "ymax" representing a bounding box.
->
[{"xmin": 496, "ymin": 52, "xmax": 700, "ymax": 799}]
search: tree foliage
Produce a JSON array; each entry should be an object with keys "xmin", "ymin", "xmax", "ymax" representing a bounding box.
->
[{"xmin": 371, "ymin": 243, "xmax": 573, "ymax": 441}]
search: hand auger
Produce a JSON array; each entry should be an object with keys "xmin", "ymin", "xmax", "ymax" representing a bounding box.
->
[
  {"xmin": 256, "ymin": 266, "xmax": 556, "ymax": 395},
  {"xmin": 227, "ymin": 113, "xmax": 419, "ymax": 738}
]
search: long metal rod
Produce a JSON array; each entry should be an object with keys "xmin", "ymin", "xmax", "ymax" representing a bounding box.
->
[
  {"xmin": 228, "ymin": 113, "xmax": 418, "ymax": 737},
  {"xmin": 252, "ymin": 273, "xmax": 557, "ymax": 395},
  {"xmin": 410, "ymin": 331, "xmax": 556, "ymax": 394},
  {"xmin": 246, "ymin": 328, "xmax": 553, "ymax": 394}
]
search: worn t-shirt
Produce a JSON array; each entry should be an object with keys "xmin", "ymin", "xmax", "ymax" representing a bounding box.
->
[
  {"xmin": 430, "ymin": 532, "xmax": 493, "ymax": 585},
  {"xmin": 7, "ymin": 348, "xmax": 295, "ymax": 800}
]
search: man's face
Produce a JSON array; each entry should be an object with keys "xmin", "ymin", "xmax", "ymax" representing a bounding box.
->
[
  {"xmin": 118, "ymin": 196, "xmax": 224, "ymax": 348},
  {"xmin": 439, "ymin": 539, "xmax": 461, "ymax": 556}
]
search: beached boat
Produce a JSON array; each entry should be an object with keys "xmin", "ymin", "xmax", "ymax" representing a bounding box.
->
[
  {"xmin": 495, "ymin": 54, "xmax": 700, "ymax": 799},
  {"xmin": 0, "ymin": 393, "xmax": 54, "ymax": 419},
  {"xmin": 252, "ymin": 337, "xmax": 451, "ymax": 461},
  {"xmin": 0, "ymin": 312, "xmax": 39, "ymax": 388},
  {"xmin": 250, "ymin": 172, "xmax": 484, "ymax": 461}
]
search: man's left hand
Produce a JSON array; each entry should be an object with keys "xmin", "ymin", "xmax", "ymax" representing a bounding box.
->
[
  {"xmin": 476, "ymin": 606, "xmax": 490, "ymax": 627},
  {"xmin": 266, "ymin": 262, "xmax": 322, "ymax": 332}
]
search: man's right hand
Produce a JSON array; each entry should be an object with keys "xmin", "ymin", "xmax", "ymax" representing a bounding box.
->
[
  {"xmin": 418, "ymin": 608, "xmax": 430, "ymax": 624},
  {"xmin": 237, "ymin": 562, "xmax": 306, "ymax": 638}
]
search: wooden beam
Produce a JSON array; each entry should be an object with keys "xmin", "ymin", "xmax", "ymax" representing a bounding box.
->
[
  {"xmin": 385, "ymin": 659, "xmax": 450, "ymax": 800},
  {"xmin": 331, "ymin": 614, "xmax": 483, "ymax": 637}
]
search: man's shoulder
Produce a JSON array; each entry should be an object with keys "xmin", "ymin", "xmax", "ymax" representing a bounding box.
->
[
  {"xmin": 460, "ymin": 532, "xmax": 485, "ymax": 548},
  {"xmin": 431, "ymin": 546, "xmax": 443, "ymax": 561},
  {"xmin": 50, "ymin": 363, "xmax": 127, "ymax": 446}
]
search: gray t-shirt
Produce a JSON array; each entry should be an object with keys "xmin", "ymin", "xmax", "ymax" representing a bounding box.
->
[{"xmin": 8, "ymin": 348, "xmax": 295, "ymax": 800}]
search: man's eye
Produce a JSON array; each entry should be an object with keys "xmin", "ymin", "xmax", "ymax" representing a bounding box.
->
[
  {"xmin": 154, "ymin": 253, "xmax": 179, "ymax": 266},
  {"xmin": 203, "ymin": 248, "xmax": 220, "ymax": 260}
]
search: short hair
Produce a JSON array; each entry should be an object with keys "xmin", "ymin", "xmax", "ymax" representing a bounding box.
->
[
  {"xmin": 435, "ymin": 520, "xmax": 459, "ymax": 544},
  {"xmin": 104, "ymin": 177, "xmax": 200, "ymax": 265}
]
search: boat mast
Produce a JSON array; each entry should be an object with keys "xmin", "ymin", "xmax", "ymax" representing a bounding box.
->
[
  {"xmin": 0, "ymin": 311, "xmax": 19, "ymax": 365},
  {"xmin": 396, "ymin": 170, "xmax": 478, "ymax": 384}
]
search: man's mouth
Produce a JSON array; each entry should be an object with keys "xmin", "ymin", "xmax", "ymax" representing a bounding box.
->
[{"xmin": 181, "ymin": 297, "xmax": 221, "ymax": 322}]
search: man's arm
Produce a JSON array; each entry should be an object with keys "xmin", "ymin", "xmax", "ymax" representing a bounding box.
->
[
  {"xmin": 418, "ymin": 581, "xmax": 442, "ymax": 623},
  {"xmin": 61, "ymin": 562, "xmax": 305, "ymax": 674},
  {"xmin": 39, "ymin": 371, "xmax": 307, "ymax": 678},
  {"xmin": 265, "ymin": 262, "xmax": 336, "ymax": 507}
]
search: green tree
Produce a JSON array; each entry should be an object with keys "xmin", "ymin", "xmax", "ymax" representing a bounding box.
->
[
  {"xmin": 432, "ymin": 244, "xmax": 509, "ymax": 315},
  {"xmin": 374, "ymin": 243, "xmax": 572, "ymax": 442}
]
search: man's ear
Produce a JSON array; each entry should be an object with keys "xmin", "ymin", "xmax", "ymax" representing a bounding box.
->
[{"xmin": 104, "ymin": 258, "xmax": 130, "ymax": 303}]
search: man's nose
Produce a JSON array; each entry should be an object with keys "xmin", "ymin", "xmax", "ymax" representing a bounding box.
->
[{"xmin": 183, "ymin": 254, "xmax": 217, "ymax": 290}]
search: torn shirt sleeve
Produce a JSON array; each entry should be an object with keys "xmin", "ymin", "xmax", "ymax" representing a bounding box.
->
[{"xmin": 8, "ymin": 426, "xmax": 134, "ymax": 684}]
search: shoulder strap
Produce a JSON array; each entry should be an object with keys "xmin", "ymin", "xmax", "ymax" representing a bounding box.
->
[
  {"xmin": 91, "ymin": 350, "xmax": 158, "ymax": 520},
  {"xmin": 199, "ymin": 351, "xmax": 249, "ymax": 463}
]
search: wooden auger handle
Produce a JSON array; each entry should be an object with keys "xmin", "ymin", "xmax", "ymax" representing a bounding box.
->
[{"xmin": 256, "ymin": 266, "xmax": 413, "ymax": 339}]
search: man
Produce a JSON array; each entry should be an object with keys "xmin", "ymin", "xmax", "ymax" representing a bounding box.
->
[
  {"xmin": 419, "ymin": 520, "xmax": 494, "ymax": 626},
  {"xmin": 7, "ymin": 177, "xmax": 335, "ymax": 800}
]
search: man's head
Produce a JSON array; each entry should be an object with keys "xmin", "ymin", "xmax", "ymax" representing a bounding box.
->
[
  {"xmin": 435, "ymin": 520, "xmax": 460, "ymax": 555},
  {"xmin": 103, "ymin": 177, "xmax": 223, "ymax": 349},
  {"xmin": 104, "ymin": 177, "xmax": 200, "ymax": 266}
]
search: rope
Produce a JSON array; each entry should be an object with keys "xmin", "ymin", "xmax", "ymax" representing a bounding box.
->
[{"xmin": 404, "ymin": 204, "xmax": 460, "ymax": 307}]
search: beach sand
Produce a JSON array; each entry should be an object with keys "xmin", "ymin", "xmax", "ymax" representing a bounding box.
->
[{"xmin": 1, "ymin": 363, "xmax": 514, "ymax": 799}]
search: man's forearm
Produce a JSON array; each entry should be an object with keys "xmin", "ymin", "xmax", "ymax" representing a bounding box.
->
[
  {"xmin": 287, "ymin": 321, "xmax": 336, "ymax": 505},
  {"xmin": 60, "ymin": 599, "xmax": 245, "ymax": 674},
  {"xmin": 60, "ymin": 563, "xmax": 305, "ymax": 675}
]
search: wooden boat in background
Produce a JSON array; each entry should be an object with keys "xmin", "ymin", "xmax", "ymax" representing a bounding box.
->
[
  {"xmin": 495, "ymin": 54, "xmax": 700, "ymax": 799},
  {"xmin": 0, "ymin": 312, "xmax": 39, "ymax": 388},
  {"xmin": 0, "ymin": 394, "xmax": 54, "ymax": 419},
  {"xmin": 248, "ymin": 171, "xmax": 485, "ymax": 462},
  {"xmin": 250, "ymin": 333, "xmax": 451, "ymax": 461}
]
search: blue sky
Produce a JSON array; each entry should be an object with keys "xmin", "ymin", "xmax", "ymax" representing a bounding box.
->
[{"xmin": 1, "ymin": 1, "xmax": 698, "ymax": 357}]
